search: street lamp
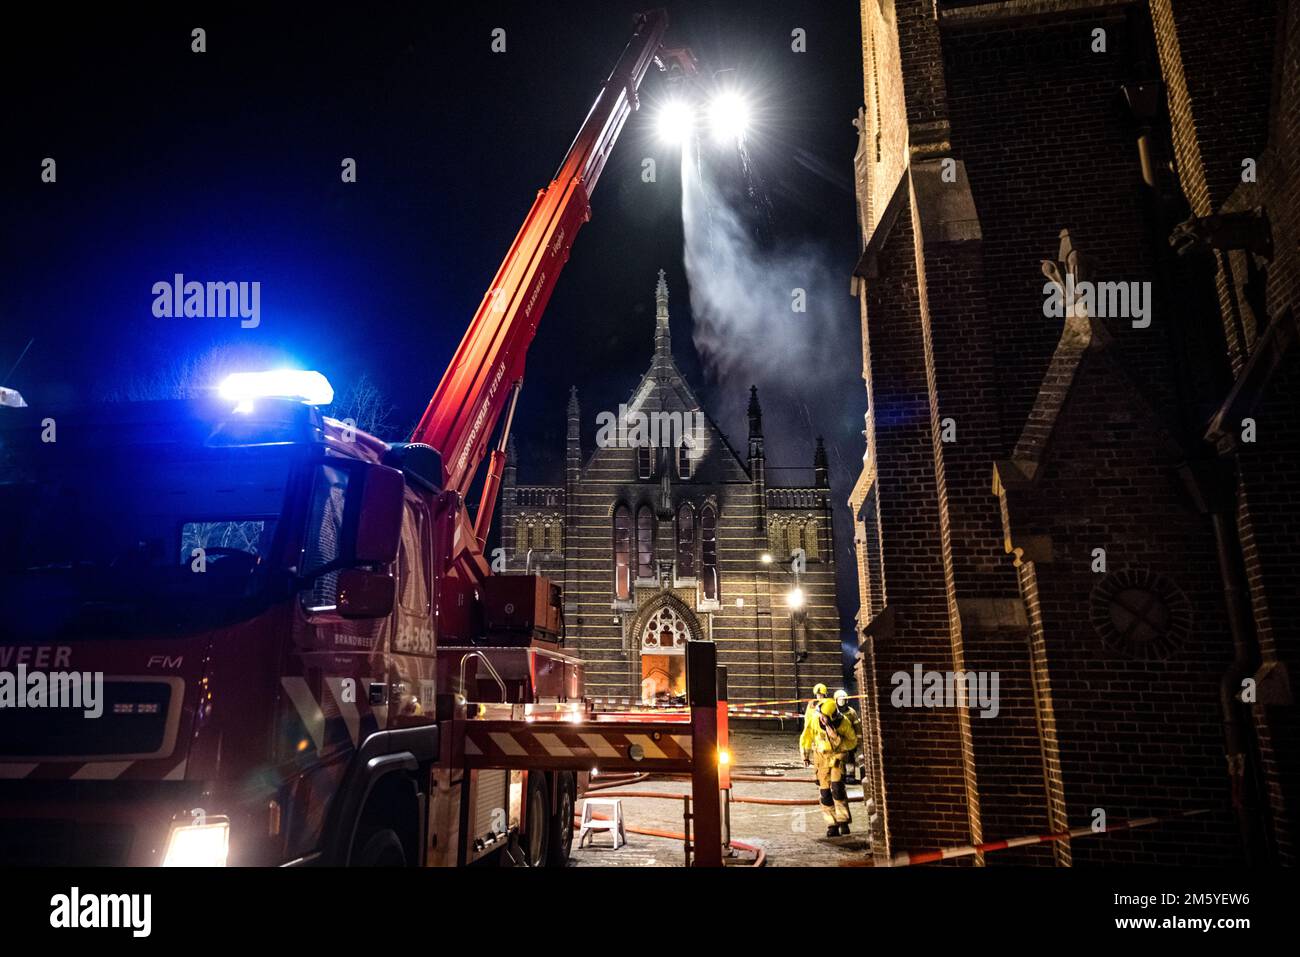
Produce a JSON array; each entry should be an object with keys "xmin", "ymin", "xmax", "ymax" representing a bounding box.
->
[{"xmin": 786, "ymin": 586, "xmax": 806, "ymax": 611}]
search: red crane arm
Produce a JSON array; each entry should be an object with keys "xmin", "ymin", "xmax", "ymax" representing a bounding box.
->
[{"xmin": 410, "ymin": 9, "xmax": 670, "ymax": 500}]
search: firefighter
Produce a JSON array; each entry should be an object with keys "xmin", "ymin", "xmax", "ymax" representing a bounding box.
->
[
  {"xmin": 834, "ymin": 688, "xmax": 864, "ymax": 784},
  {"xmin": 795, "ymin": 686, "xmax": 826, "ymax": 759},
  {"xmin": 799, "ymin": 697, "xmax": 857, "ymax": 837}
]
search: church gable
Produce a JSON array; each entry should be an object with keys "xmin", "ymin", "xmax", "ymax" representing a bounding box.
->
[
  {"xmin": 583, "ymin": 270, "xmax": 750, "ymax": 485},
  {"xmin": 585, "ymin": 372, "xmax": 750, "ymax": 484}
]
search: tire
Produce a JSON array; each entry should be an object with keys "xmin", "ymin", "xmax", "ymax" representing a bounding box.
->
[
  {"xmin": 547, "ymin": 773, "xmax": 576, "ymax": 867},
  {"xmin": 523, "ymin": 772, "xmax": 551, "ymax": 867},
  {"xmin": 352, "ymin": 826, "xmax": 407, "ymax": 867}
]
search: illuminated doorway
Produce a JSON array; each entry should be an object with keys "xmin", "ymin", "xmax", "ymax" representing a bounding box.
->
[{"xmin": 639, "ymin": 603, "xmax": 692, "ymax": 704}]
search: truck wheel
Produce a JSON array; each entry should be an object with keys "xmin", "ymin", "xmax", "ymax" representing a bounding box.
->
[
  {"xmin": 547, "ymin": 773, "xmax": 576, "ymax": 866},
  {"xmin": 524, "ymin": 773, "xmax": 551, "ymax": 867},
  {"xmin": 352, "ymin": 827, "xmax": 407, "ymax": 867}
]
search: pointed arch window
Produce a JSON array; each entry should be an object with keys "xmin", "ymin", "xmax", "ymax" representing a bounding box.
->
[
  {"xmin": 768, "ymin": 520, "xmax": 785, "ymax": 559},
  {"xmin": 637, "ymin": 445, "xmax": 654, "ymax": 480},
  {"xmin": 700, "ymin": 504, "xmax": 718, "ymax": 602},
  {"xmin": 803, "ymin": 520, "xmax": 820, "ymax": 561},
  {"xmin": 641, "ymin": 603, "xmax": 692, "ymax": 653},
  {"xmin": 788, "ymin": 522, "xmax": 806, "ymax": 561},
  {"xmin": 676, "ymin": 503, "xmax": 695, "ymax": 578},
  {"xmin": 677, "ymin": 440, "xmax": 694, "ymax": 479},
  {"xmin": 637, "ymin": 506, "xmax": 655, "ymax": 580},
  {"xmin": 614, "ymin": 506, "xmax": 632, "ymax": 600}
]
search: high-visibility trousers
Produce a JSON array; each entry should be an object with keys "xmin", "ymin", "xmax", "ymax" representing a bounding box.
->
[{"xmin": 814, "ymin": 757, "xmax": 851, "ymax": 825}]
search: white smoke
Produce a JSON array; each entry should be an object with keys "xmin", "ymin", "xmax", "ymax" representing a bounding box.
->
[
  {"xmin": 680, "ymin": 135, "xmax": 864, "ymax": 663},
  {"xmin": 680, "ymin": 138, "xmax": 859, "ymax": 488}
]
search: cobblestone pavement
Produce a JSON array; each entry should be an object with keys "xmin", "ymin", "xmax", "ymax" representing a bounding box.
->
[{"xmin": 569, "ymin": 729, "xmax": 873, "ymax": 867}]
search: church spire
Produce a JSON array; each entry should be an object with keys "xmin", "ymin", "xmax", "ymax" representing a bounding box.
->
[
  {"xmin": 654, "ymin": 268, "xmax": 671, "ymax": 361},
  {"xmin": 566, "ymin": 385, "xmax": 581, "ymax": 482},
  {"xmin": 814, "ymin": 435, "xmax": 829, "ymax": 488},
  {"xmin": 747, "ymin": 385, "xmax": 765, "ymax": 491}
]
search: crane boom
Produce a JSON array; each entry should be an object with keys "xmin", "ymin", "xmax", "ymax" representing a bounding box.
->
[{"xmin": 410, "ymin": 8, "xmax": 670, "ymax": 513}]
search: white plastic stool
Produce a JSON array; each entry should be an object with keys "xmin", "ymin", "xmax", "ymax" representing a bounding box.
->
[{"xmin": 578, "ymin": 798, "xmax": 626, "ymax": 850}]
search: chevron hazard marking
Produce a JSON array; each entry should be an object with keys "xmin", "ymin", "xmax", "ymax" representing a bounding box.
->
[
  {"xmin": 531, "ymin": 733, "xmax": 573, "ymax": 757},
  {"xmin": 579, "ymin": 733, "xmax": 620, "ymax": 758},
  {"xmin": 281, "ymin": 677, "xmax": 325, "ymax": 752},
  {"xmin": 71, "ymin": 761, "xmax": 133, "ymax": 780},
  {"xmin": 489, "ymin": 732, "xmax": 528, "ymax": 757},
  {"xmin": 324, "ymin": 677, "xmax": 360, "ymax": 747}
]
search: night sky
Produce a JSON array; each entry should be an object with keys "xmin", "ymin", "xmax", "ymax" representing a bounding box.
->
[{"xmin": 2, "ymin": 1, "xmax": 865, "ymax": 665}]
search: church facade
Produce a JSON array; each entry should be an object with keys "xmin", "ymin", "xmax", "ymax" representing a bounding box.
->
[{"xmin": 500, "ymin": 271, "xmax": 843, "ymax": 706}]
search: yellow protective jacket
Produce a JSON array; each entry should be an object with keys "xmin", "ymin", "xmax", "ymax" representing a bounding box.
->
[
  {"xmin": 800, "ymin": 711, "xmax": 857, "ymax": 757},
  {"xmin": 802, "ymin": 701, "xmax": 821, "ymax": 739}
]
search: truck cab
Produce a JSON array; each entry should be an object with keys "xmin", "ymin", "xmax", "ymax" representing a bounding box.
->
[{"xmin": 0, "ymin": 386, "xmax": 578, "ymax": 866}]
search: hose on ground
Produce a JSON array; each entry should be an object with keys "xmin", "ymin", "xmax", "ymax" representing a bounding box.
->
[
  {"xmin": 587, "ymin": 789, "xmax": 866, "ymax": 807},
  {"xmin": 574, "ymin": 815, "xmax": 766, "ymax": 867}
]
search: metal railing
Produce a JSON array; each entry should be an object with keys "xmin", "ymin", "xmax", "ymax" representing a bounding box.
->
[{"xmin": 457, "ymin": 651, "xmax": 508, "ymax": 702}]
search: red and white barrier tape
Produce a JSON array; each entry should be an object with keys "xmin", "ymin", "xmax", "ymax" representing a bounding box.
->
[{"xmin": 882, "ymin": 808, "xmax": 1214, "ymax": 866}]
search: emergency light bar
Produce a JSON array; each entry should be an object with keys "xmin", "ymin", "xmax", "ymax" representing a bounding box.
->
[
  {"xmin": 0, "ymin": 386, "xmax": 27, "ymax": 408},
  {"xmin": 218, "ymin": 370, "xmax": 334, "ymax": 408}
]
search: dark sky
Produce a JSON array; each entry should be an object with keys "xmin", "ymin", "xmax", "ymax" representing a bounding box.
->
[{"xmin": 2, "ymin": 1, "xmax": 866, "ymax": 664}]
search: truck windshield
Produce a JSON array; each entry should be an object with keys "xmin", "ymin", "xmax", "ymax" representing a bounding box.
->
[{"xmin": 0, "ymin": 439, "xmax": 302, "ymax": 641}]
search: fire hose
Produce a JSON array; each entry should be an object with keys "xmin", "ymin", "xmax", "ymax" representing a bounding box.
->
[
  {"xmin": 590, "ymin": 789, "xmax": 865, "ymax": 807},
  {"xmin": 571, "ymin": 803, "xmax": 767, "ymax": 866},
  {"xmin": 579, "ymin": 773, "xmax": 778, "ymax": 865}
]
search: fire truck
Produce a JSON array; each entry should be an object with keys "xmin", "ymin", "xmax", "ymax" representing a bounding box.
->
[{"xmin": 0, "ymin": 9, "xmax": 722, "ymax": 867}]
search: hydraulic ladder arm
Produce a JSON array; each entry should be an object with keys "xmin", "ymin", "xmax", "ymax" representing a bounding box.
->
[{"xmin": 410, "ymin": 9, "xmax": 689, "ymax": 575}]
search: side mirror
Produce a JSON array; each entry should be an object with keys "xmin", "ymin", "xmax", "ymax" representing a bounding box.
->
[
  {"xmin": 337, "ymin": 568, "xmax": 396, "ymax": 619},
  {"xmin": 353, "ymin": 463, "xmax": 404, "ymax": 564}
]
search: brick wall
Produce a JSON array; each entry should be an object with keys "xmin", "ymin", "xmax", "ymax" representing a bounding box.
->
[
  {"xmin": 1150, "ymin": 0, "xmax": 1300, "ymax": 863},
  {"xmin": 999, "ymin": 339, "xmax": 1242, "ymax": 863},
  {"xmin": 850, "ymin": 0, "xmax": 1295, "ymax": 865}
]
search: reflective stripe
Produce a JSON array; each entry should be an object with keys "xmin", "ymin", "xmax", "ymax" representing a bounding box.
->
[
  {"xmin": 71, "ymin": 761, "xmax": 133, "ymax": 780},
  {"xmin": 489, "ymin": 732, "xmax": 528, "ymax": 757},
  {"xmin": 578, "ymin": 733, "xmax": 620, "ymax": 758},
  {"xmin": 281, "ymin": 677, "xmax": 325, "ymax": 752},
  {"xmin": 531, "ymin": 733, "xmax": 573, "ymax": 757},
  {"xmin": 324, "ymin": 677, "xmax": 361, "ymax": 747}
]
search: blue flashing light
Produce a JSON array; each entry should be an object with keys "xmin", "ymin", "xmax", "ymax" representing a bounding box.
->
[{"xmin": 218, "ymin": 370, "xmax": 334, "ymax": 408}]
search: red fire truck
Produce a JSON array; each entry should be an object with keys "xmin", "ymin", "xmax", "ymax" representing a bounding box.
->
[{"xmin": 0, "ymin": 9, "xmax": 720, "ymax": 867}]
